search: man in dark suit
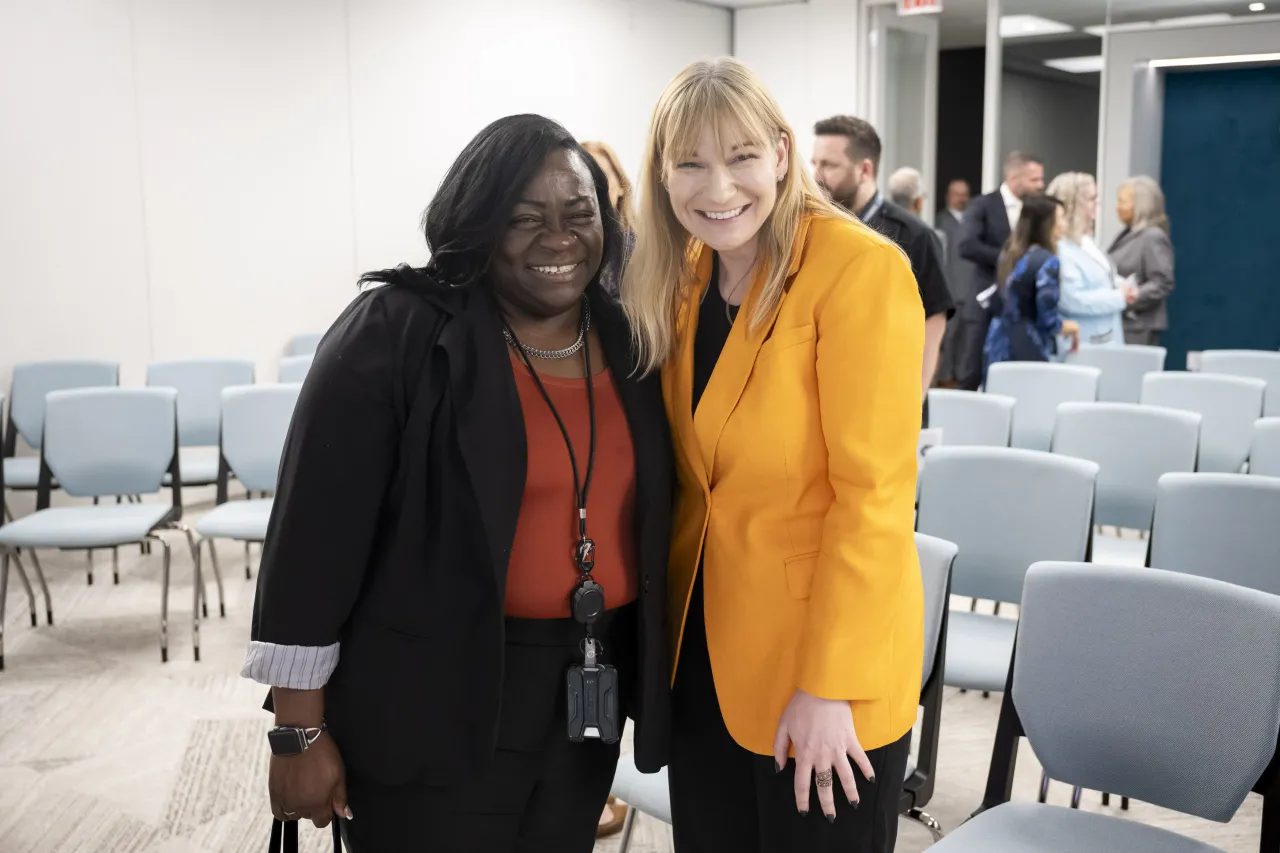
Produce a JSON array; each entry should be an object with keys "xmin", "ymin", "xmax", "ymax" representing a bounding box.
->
[
  {"xmin": 954, "ymin": 152, "xmax": 1044, "ymax": 390},
  {"xmin": 934, "ymin": 178, "xmax": 974, "ymax": 387}
]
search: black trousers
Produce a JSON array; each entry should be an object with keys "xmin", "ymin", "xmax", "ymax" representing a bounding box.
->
[
  {"xmin": 670, "ymin": 579, "xmax": 911, "ymax": 853},
  {"xmin": 339, "ymin": 605, "xmax": 636, "ymax": 853},
  {"xmin": 954, "ymin": 308, "xmax": 991, "ymax": 391}
]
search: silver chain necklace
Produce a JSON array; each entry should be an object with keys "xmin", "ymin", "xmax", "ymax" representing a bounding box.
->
[{"xmin": 503, "ymin": 296, "xmax": 591, "ymax": 360}]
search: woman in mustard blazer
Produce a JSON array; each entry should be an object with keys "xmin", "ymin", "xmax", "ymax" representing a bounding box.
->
[{"xmin": 621, "ymin": 58, "xmax": 924, "ymax": 852}]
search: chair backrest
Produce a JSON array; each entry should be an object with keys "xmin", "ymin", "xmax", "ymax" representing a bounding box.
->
[
  {"xmin": 926, "ymin": 389, "xmax": 1013, "ymax": 447},
  {"xmin": 915, "ymin": 533, "xmax": 957, "ymax": 690},
  {"xmin": 1051, "ymin": 402, "xmax": 1200, "ymax": 530},
  {"xmin": 288, "ymin": 333, "xmax": 324, "ymax": 356},
  {"xmin": 1253, "ymin": 418, "xmax": 1280, "ymax": 477},
  {"xmin": 1200, "ymin": 349, "xmax": 1280, "ymax": 417},
  {"xmin": 916, "ymin": 447, "xmax": 1098, "ymax": 603},
  {"xmin": 8, "ymin": 360, "xmax": 119, "ymax": 449},
  {"xmin": 1068, "ymin": 344, "xmax": 1166, "ymax": 403},
  {"xmin": 220, "ymin": 385, "xmax": 301, "ymax": 493},
  {"xmin": 1013, "ymin": 561, "xmax": 1280, "ymax": 822},
  {"xmin": 146, "ymin": 358, "xmax": 255, "ymax": 448},
  {"xmin": 278, "ymin": 355, "xmax": 313, "ymax": 384},
  {"xmin": 1150, "ymin": 472, "xmax": 1280, "ymax": 596},
  {"xmin": 985, "ymin": 363, "xmax": 1100, "ymax": 451},
  {"xmin": 42, "ymin": 388, "xmax": 177, "ymax": 498},
  {"xmin": 1141, "ymin": 372, "xmax": 1265, "ymax": 473}
]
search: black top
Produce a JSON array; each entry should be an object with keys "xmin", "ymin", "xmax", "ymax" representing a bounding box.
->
[
  {"xmin": 693, "ymin": 255, "xmax": 734, "ymax": 413},
  {"xmin": 861, "ymin": 196, "xmax": 956, "ymax": 321},
  {"xmin": 957, "ymin": 190, "xmax": 1013, "ymax": 314},
  {"xmin": 251, "ymin": 280, "xmax": 674, "ymax": 785}
]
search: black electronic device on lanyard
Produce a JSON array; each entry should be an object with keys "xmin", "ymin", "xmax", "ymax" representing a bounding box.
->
[{"xmin": 506, "ymin": 297, "xmax": 620, "ymax": 745}]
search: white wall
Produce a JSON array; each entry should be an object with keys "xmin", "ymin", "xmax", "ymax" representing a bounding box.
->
[
  {"xmin": 1099, "ymin": 16, "xmax": 1280, "ymax": 243},
  {"xmin": 1001, "ymin": 69, "xmax": 1099, "ymax": 181},
  {"xmin": 0, "ymin": 0, "xmax": 730, "ymax": 394}
]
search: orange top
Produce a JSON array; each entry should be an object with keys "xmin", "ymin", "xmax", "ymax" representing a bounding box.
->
[{"xmin": 504, "ymin": 357, "xmax": 639, "ymax": 619}]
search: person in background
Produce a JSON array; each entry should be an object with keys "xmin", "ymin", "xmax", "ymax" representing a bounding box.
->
[
  {"xmin": 887, "ymin": 166, "xmax": 927, "ymax": 217},
  {"xmin": 627, "ymin": 59, "xmax": 923, "ymax": 852},
  {"xmin": 1048, "ymin": 172, "xmax": 1137, "ymax": 348},
  {"xmin": 1109, "ymin": 175, "xmax": 1174, "ymax": 346},
  {"xmin": 935, "ymin": 178, "xmax": 976, "ymax": 387},
  {"xmin": 956, "ymin": 151, "xmax": 1045, "ymax": 390},
  {"xmin": 246, "ymin": 114, "xmax": 673, "ymax": 853},
  {"xmin": 984, "ymin": 194, "xmax": 1079, "ymax": 377},
  {"xmin": 581, "ymin": 141, "xmax": 635, "ymax": 299},
  {"xmin": 812, "ymin": 116, "xmax": 953, "ymax": 399}
]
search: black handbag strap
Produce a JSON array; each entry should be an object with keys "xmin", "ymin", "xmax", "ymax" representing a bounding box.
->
[{"xmin": 268, "ymin": 817, "xmax": 342, "ymax": 853}]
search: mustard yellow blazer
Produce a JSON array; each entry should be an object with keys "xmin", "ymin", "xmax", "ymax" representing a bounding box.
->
[{"xmin": 663, "ymin": 214, "xmax": 925, "ymax": 755}]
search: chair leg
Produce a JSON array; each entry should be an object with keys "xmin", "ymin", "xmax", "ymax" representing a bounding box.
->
[
  {"xmin": 10, "ymin": 551, "xmax": 37, "ymax": 627},
  {"xmin": 244, "ymin": 541, "xmax": 252, "ymax": 580},
  {"xmin": 905, "ymin": 807, "xmax": 945, "ymax": 842},
  {"xmin": 24, "ymin": 549, "xmax": 52, "ymax": 625},
  {"xmin": 85, "ymin": 549, "xmax": 94, "ymax": 585},
  {"xmin": 1121, "ymin": 796, "xmax": 1130, "ymax": 811},
  {"xmin": 181, "ymin": 528, "xmax": 210, "ymax": 619},
  {"xmin": 1039, "ymin": 771, "xmax": 1051, "ymax": 803},
  {"xmin": 0, "ymin": 549, "xmax": 10, "ymax": 670},
  {"xmin": 993, "ymin": 601, "xmax": 1002, "ymax": 616},
  {"xmin": 155, "ymin": 536, "xmax": 172, "ymax": 663},
  {"xmin": 112, "ymin": 547, "xmax": 120, "ymax": 585},
  {"xmin": 190, "ymin": 538, "xmax": 201, "ymax": 664},
  {"xmin": 1102, "ymin": 792, "xmax": 1110, "ymax": 806},
  {"xmin": 617, "ymin": 806, "xmax": 638, "ymax": 853},
  {"xmin": 1071, "ymin": 786, "xmax": 1082, "ymax": 809},
  {"xmin": 204, "ymin": 540, "xmax": 226, "ymax": 617}
]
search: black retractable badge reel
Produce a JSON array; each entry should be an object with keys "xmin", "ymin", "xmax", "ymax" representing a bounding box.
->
[{"xmin": 507, "ymin": 298, "xmax": 620, "ymax": 745}]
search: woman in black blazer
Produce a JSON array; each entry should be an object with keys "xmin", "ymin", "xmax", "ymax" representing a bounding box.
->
[{"xmin": 242, "ymin": 114, "xmax": 673, "ymax": 852}]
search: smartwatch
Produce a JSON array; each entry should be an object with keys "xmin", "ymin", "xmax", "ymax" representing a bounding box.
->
[{"xmin": 268, "ymin": 722, "xmax": 326, "ymax": 757}]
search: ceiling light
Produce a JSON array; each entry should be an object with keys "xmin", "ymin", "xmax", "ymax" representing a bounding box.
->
[
  {"xmin": 999, "ymin": 15, "xmax": 1074, "ymax": 38},
  {"xmin": 1249, "ymin": 2, "xmax": 1266, "ymax": 11},
  {"xmin": 1154, "ymin": 13, "xmax": 1233, "ymax": 26},
  {"xmin": 1044, "ymin": 55, "xmax": 1105, "ymax": 73},
  {"xmin": 1150, "ymin": 52, "xmax": 1280, "ymax": 67},
  {"xmin": 1084, "ymin": 24, "xmax": 1109, "ymax": 37}
]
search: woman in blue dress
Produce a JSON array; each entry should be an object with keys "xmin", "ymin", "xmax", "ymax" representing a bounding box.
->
[{"xmin": 984, "ymin": 194, "xmax": 1079, "ymax": 378}]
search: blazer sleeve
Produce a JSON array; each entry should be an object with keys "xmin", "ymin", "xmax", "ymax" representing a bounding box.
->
[
  {"xmin": 798, "ymin": 244, "xmax": 924, "ymax": 701},
  {"xmin": 1058, "ymin": 253, "xmax": 1127, "ymax": 316},
  {"xmin": 242, "ymin": 290, "xmax": 402, "ymax": 690},
  {"xmin": 1131, "ymin": 230, "xmax": 1175, "ymax": 313},
  {"xmin": 959, "ymin": 199, "xmax": 1001, "ymax": 270}
]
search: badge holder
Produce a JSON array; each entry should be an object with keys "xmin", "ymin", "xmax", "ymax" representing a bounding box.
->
[{"xmin": 566, "ymin": 536, "xmax": 620, "ymax": 744}]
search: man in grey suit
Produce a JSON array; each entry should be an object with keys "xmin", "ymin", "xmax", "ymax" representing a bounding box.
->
[{"xmin": 934, "ymin": 178, "xmax": 975, "ymax": 387}]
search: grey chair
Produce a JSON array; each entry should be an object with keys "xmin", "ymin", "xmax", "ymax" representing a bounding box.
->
[
  {"xmin": 1141, "ymin": 372, "xmax": 1265, "ymax": 473},
  {"xmin": 926, "ymin": 390, "xmax": 1014, "ymax": 446},
  {"xmin": 608, "ymin": 534, "xmax": 960, "ymax": 852},
  {"xmin": 147, "ymin": 359, "xmax": 255, "ymax": 487},
  {"xmin": 1068, "ymin": 344, "xmax": 1166, "ymax": 403},
  {"xmin": 278, "ymin": 355, "xmax": 313, "ymax": 384},
  {"xmin": 931, "ymin": 562, "xmax": 1280, "ymax": 853},
  {"xmin": 287, "ymin": 333, "xmax": 323, "ymax": 356},
  {"xmin": 0, "ymin": 388, "xmax": 198, "ymax": 668},
  {"xmin": 985, "ymin": 363, "xmax": 1100, "ymax": 452},
  {"xmin": 916, "ymin": 447, "xmax": 1098, "ymax": 694},
  {"xmin": 1201, "ymin": 349, "xmax": 1280, "ymax": 417},
  {"xmin": 1252, "ymin": 418, "xmax": 1280, "ymax": 477},
  {"xmin": 4, "ymin": 360, "xmax": 119, "ymax": 497}
]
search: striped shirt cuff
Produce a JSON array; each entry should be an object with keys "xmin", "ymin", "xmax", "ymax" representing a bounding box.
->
[{"xmin": 241, "ymin": 641, "xmax": 340, "ymax": 690}]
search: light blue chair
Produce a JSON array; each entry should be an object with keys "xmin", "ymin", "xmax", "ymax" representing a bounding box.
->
[
  {"xmin": 1068, "ymin": 344, "xmax": 1166, "ymax": 403},
  {"xmin": 926, "ymin": 389, "xmax": 1014, "ymax": 447},
  {"xmin": 287, "ymin": 333, "xmax": 323, "ymax": 356},
  {"xmin": 916, "ymin": 447, "xmax": 1097, "ymax": 695},
  {"xmin": 4, "ymin": 360, "xmax": 119, "ymax": 497},
  {"xmin": 278, "ymin": 355, "xmax": 313, "ymax": 384},
  {"xmin": 147, "ymin": 359, "xmax": 255, "ymax": 487},
  {"xmin": 985, "ymin": 363, "xmax": 1101, "ymax": 452},
  {"xmin": 1141, "ymin": 372, "xmax": 1265, "ymax": 473},
  {"xmin": 1252, "ymin": 418, "xmax": 1280, "ymax": 477},
  {"xmin": 194, "ymin": 384, "xmax": 300, "ymax": 602},
  {"xmin": 930, "ymin": 562, "xmax": 1280, "ymax": 852},
  {"xmin": 0, "ymin": 388, "xmax": 198, "ymax": 668},
  {"xmin": 1200, "ymin": 349, "xmax": 1280, "ymax": 417}
]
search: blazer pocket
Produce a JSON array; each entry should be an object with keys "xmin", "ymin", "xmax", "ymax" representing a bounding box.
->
[
  {"xmin": 759, "ymin": 324, "xmax": 816, "ymax": 359},
  {"xmin": 784, "ymin": 552, "xmax": 819, "ymax": 599}
]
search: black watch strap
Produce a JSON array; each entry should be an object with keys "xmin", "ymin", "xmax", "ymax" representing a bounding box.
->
[{"xmin": 268, "ymin": 722, "xmax": 326, "ymax": 756}]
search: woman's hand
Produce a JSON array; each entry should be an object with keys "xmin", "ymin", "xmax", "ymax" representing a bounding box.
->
[
  {"xmin": 269, "ymin": 732, "xmax": 351, "ymax": 828},
  {"xmin": 773, "ymin": 689, "xmax": 875, "ymax": 821},
  {"xmin": 1061, "ymin": 320, "xmax": 1081, "ymax": 353}
]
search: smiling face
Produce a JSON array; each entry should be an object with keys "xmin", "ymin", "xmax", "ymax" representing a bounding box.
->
[
  {"xmin": 663, "ymin": 122, "xmax": 788, "ymax": 256},
  {"xmin": 490, "ymin": 147, "xmax": 604, "ymax": 319}
]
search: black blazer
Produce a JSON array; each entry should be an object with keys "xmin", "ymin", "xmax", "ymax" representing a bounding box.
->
[
  {"xmin": 251, "ymin": 279, "xmax": 673, "ymax": 786},
  {"xmin": 958, "ymin": 190, "xmax": 1012, "ymax": 315}
]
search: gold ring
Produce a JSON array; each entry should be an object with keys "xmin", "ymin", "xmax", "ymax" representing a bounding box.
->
[{"xmin": 815, "ymin": 769, "xmax": 834, "ymax": 788}]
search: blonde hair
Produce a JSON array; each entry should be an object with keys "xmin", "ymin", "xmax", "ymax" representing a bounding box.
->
[
  {"xmin": 1046, "ymin": 172, "xmax": 1097, "ymax": 243},
  {"xmin": 1120, "ymin": 174, "xmax": 1170, "ymax": 233},
  {"xmin": 621, "ymin": 57, "xmax": 863, "ymax": 373},
  {"xmin": 581, "ymin": 140, "xmax": 634, "ymax": 232}
]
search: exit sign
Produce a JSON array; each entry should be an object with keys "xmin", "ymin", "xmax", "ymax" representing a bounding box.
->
[{"xmin": 900, "ymin": 0, "xmax": 942, "ymax": 15}]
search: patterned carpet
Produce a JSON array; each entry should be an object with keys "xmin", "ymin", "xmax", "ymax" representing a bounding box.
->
[{"xmin": 0, "ymin": 492, "xmax": 1263, "ymax": 852}]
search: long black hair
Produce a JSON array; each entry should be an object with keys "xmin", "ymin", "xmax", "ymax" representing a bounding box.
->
[
  {"xmin": 360, "ymin": 114, "xmax": 624, "ymax": 291},
  {"xmin": 998, "ymin": 193, "xmax": 1064, "ymax": 286}
]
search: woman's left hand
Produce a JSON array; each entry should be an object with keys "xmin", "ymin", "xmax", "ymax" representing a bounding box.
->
[{"xmin": 773, "ymin": 689, "xmax": 875, "ymax": 820}]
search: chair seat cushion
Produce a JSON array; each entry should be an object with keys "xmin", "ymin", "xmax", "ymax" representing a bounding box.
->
[
  {"xmin": 162, "ymin": 447, "xmax": 221, "ymax": 487},
  {"xmin": 610, "ymin": 758, "xmax": 671, "ymax": 824},
  {"xmin": 195, "ymin": 499, "xmax": 273, "ymax": 541},
  {"xmin": 930, "ymin": 802, "xmax": 1226, "ymax": 852},
  {"xmin": 0, "ymin": 504, "xmax": 172, "ymax": 548},
  {"xmin": 944, "ymin": 611, "xmax": 1018, "ymax": 692},
  {"xmin": 3, "ymin": 456, "xmax": 42, "ymax": 489}
]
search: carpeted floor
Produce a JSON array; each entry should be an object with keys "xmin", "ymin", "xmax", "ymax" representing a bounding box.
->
[{"xmin": 0, "ymin": 493, "xmax": 1263, "ymax": 852}]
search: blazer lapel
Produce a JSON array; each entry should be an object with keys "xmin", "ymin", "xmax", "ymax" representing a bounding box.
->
[{"xmin": 439, "ymin": 287, "xmax": 526, "ymax": 595}]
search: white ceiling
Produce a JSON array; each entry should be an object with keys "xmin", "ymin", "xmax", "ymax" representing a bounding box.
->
[{"xmin": 689, "ymin": 0, "xmax": 805, "ymax": 7}]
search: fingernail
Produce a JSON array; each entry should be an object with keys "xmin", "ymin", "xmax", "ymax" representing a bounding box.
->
[
  {"xmin": 850, "ymin": 798, "xmax": 860, "ymax": 809},
  {"xmin": 825, "ymin": 814, "xmax": 836, "ymax": 824},
  {"xmin": 868, "ymin": 775, "xmax": 876, "ymax": 784},
  {"xmin": 345, "ymin": 807, "xmax": 354, "ymax": 820},
  {"xmin": 774, "ymin": 761, "xmax": 783, "ymax": 774},
  {"xmin": 799, "ymin": 810, "xmax": 809, "ymax": 817}
]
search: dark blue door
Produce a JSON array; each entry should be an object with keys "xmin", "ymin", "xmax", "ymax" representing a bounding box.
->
[{"xmin": 1160, "ymin": 65, "xmax": 1280, "ymax": 368}]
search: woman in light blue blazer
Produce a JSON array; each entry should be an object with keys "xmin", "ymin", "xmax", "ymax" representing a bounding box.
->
[{"xmin": 1047, "ymin": 173, "xmax": 1137, "ymax": 347}]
